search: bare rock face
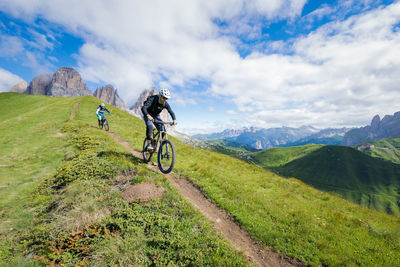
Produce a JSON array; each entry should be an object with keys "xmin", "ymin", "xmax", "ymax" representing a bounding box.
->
[
  {"xmin": 343, "ymin": 111, "xmax": 400, "ymax": 146},
  {"xmin": 26, "ymin": 74, "xmax": 52, "ymax": 95},
  {"xmin": 25, "ymin": 67, "xmax": 92, "ymax": 97},
  {"xmin": 9, "ymin": 80, "xmax": 27, "ymax": 93},
  {"xmin": 47, "ymin": 67, "xmax": 92, "ymax": 97},
  {"xmin": 93, "ymin": 84, "xmax": 126, "ymax": 109}
]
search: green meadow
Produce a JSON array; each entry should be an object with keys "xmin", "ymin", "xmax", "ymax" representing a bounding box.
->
[
  {"xmin": 358, "ymin": 137, "xmax": 400, "ymax": 164},
  {"xmin": 1, "ymin": 93, "xmax": 400, "ymax": 266}
]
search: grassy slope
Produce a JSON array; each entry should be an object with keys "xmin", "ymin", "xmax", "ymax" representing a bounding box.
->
[
  {"xmin": 277, "ymin": 146, "xmax": 400, "ymax": 216},
  {"xmin": 250, "ymin": 144, "xmax": 324, "ymax": 168},
  {"xmin": 205, "ymin": 139, "xmax": 257, "ymax": 160},
  {"xmin": 0, "ymin": 93, "xmax": 78, "ymax": 265},
  {"xmin": 74, "ymin": 96, "xmax": 400, "ymax": 266},
  {"xmin": 358, "ymin": 137, "xmax": 400, "ymax": 164},
  {"xmin": 0, "ymin": 93, "xmax": 248, "ymax": 266}
]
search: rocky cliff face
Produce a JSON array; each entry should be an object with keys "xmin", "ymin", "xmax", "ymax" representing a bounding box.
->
[
  {"xmin": 26, "ymin": 74, "xmax": 52, "ymax": 95},
  {"xmin": 93, "ymin": 84, "xmax": 126, "ymax": 109},
  {"xmin": 24, "ymin": 67, "xmax": 127, "ymax": 108},
  {"xmin": 47, "ymin": 67, "xmax": 92, "ymax": 97},
  {"xmin": 342, "ymin": 112, "xmax": 400, "ymax": 146},
  {"xmin": 25, "ymin": 67, "xmax": 92, "ymax": 97},
  {"xmin": 9, "ymin": 81, "xmax": 27, "ymax": 93}
]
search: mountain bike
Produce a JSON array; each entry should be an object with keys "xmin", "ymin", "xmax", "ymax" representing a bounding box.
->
[
  {"xmin": 142, "ymin": 120, "xmax": 176, "ymax": 174},
  {"xmin": 98, "ymin": 113, "xmax": 110, "ymax": 131}
]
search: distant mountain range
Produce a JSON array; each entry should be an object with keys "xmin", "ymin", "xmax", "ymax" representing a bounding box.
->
[
  {"xmin": 194, "ymin": 110, "xmax": 400, "ymax": 149},
  {"xmin": 194, "ymin": 126, "xmax": 350, "ymax": 149}
]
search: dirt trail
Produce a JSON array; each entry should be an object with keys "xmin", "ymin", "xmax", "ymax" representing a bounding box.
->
[
  {"xmin": 69, "ymin": 98, "xmax": 82, "ymax": 121},
  {"xmin": 108, "ymin": 131, "xmax": 301, "ymax": 267}
]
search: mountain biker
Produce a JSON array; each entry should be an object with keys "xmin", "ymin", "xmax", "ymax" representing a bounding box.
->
[
  {"xmin": 96, "ymin": 103, "xmax": 111, "ymax": 127},
  {"xmin": 141, "ymin": 88, "xmax": 177, "ymax": 150}
]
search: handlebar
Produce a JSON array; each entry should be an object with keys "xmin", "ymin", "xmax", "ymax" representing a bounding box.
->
[{"xmin": 153, "ymin": 120, "xmax": 175, "ymax": 126}]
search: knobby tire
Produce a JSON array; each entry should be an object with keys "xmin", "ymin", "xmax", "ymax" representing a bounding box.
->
[
  {"xmin": 158, "ymin": 139, "xmax": 175, "ymax": 174},
  {"xmin": 142, "ymin": 138, "xmax": 153, "ymax": 163}
]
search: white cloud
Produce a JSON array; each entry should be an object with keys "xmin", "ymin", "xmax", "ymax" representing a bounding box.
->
[
  {"xmin": 0, "ymin": 68, "xmax": 24, "ymax": 92},
  {"xmin": 0, "ymin": 0, "xmax": 307, "ymax": 104},
  {"xmin": 209, "ymin": 1, "xmax": 400, "ymax": 128},
  {"xmin": 1, "ymin": 0, "xmax": 399, "ymax": 131},
  {"xmin": 0, "ymin": 35, "xmax": 24, "ymax": 57}
]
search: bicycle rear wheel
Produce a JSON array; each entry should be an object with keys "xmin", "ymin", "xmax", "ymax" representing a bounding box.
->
[
  {"xmin": 142, "ymin": 138, "xmax": 154, "ymax": 163},
  {"xmin": 158, "ymin": 139, "xmax": 175, "ymax": 174},
  {"xmin": 104, "ymin": 118, "xmax": 109, "ymax": 131}
]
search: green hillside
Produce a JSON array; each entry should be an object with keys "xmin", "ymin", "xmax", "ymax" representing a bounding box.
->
[
  {"xmin": 1, "ymin": 93, "xmax": 400, "ymax": 266},
  {"xmin": 277, "ymin": 146, "xmax": 400, "ymax": 216},
  {"xmin": 250, "ymin": 144, "xmax": 324, "ymax": 168},
  {"xmin": 356, "ymin": 137, "xmax": 400, "ymax": 164},
  {"xmin": 206, "ymin": 139, "xmax": 257, "ymax": 159}
]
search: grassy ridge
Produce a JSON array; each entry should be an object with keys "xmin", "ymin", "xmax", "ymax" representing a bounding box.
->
[
  {"xmin": 250, "ymin": 144, "xmax": 324, "ymax": 168},
  {"xmin": 357, "ymin": 137, "xmax": 400, "ymax": 164},
  {"xmin": 277, "ymin": 146, "xmax": 400, "ymax": 216},
  {"xmin": 0, "ymin": 93, "xmax": 249, "ymax": 266},
  {"xmin": 74, "ymin": 96, "xmax": 400, "ymax": 266}
]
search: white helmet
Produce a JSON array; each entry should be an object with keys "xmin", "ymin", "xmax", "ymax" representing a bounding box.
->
[{"xmin": 159, "ymin": 88, "xmax": 171, "ymax": 99}]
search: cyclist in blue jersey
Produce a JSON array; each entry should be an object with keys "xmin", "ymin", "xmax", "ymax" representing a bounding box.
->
[{"xmin": 96, "ymin": 103, "xmax": 111, "ymax": 127}]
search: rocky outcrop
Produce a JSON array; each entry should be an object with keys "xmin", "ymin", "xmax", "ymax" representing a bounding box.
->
[
  {"xmin": 26, "ymin": 74, "xmax": 52, "ymax": 95},
  {"xmin": 25, "ymin": 67, "xmax": 92, "ymax": 97},
  {"xmin": 342, "ymin": 112, "xmax": 400, "ymax": 146},
  {"xmin": 47, "ymin": 67, "xmax": 92, "ymax": 97},
  {"xmin": 9, "ymin": 80, "xmax": 27, "ymax": 93},
  {"xmin": 93, "ymin": 84, "xmax": 126, "ymax": 109}
]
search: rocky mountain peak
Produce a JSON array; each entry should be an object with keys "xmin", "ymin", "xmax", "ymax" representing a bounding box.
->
[
  {"xmin": 26, "ymin": 74, "xmax": 52, "ymax": 95},
  {"xmin": 9, "ymin": 80, "xmax": 27, "ymax": 93},
  {"xmin": 93, "ymin": 84, "xmax": 126, "ymax": 109},
  {"xmin": 371, "ymin": 115, "xmax": 380, "ymax": 131},
  {"xmin": 48, "ymin": 67, "xmax": 92, "ymax": 97},
  {"xmin": 25, "ymin": 67, "xmax": 92, "ymax": 97},
  {"xmin": 342, "ymin": 111, "xmax": 400, "ymax": 146}
]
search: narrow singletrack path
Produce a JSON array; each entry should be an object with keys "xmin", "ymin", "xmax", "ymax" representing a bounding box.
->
[
  {"xmin": 108, "ymin": 131, "xmax": 301, "ymax": 267},
  {"xmin": 69, "ymin": 98, "xmax": 82, "ymax": 121}
]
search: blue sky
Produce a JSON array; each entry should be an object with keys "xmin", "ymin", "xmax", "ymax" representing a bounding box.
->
[{"xmin": 0, "ymin": 0, "xmax": 399, "ymax": 135}]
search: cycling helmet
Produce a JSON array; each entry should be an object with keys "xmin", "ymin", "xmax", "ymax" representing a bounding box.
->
[
  {"xmin": 100, "ymin": 103, "xmax": 105, "ymax": 107},
  {"xmin": 159, "ymin": 88, "xmax": 171, "ymax": 99}
]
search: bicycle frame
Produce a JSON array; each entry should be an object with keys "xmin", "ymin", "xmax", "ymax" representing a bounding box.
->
[{"xmin": 150, "ymin": 121, "xmax": 169, "ymax": 150}]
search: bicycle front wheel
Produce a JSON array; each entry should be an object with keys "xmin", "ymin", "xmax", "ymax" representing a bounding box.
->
[
  {"xmin": 158, "ymin": 139, "xmax": 175, "ymax": 174},
  {"xmin": 142, "ymin": 138, "xmax": 153, "ymax": 163},
  {"xmin": 104, "ymin": 118, "xmax": 109, "ymax": 131}
]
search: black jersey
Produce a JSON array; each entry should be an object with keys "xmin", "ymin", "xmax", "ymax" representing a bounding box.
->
[{"xmin": 141, "ymin": 95, "xmax": 176, "ymax": 120}]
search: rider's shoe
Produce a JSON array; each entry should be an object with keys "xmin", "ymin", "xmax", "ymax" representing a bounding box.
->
[{"xmin": 147, "ymin": 144, "xmax": 154, "ymax": 151}]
